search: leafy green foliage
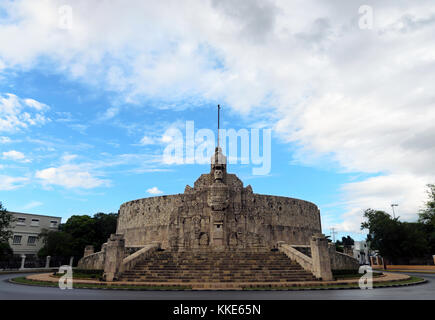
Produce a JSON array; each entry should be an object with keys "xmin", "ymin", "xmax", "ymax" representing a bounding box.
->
[
  {"xmin": 361, "ymin": 209, "xmax": 429, "ymax": 264},
  {"xmin": 335, "ymin": 235, "xmax": 355, "ymax": 253},
  {"xmin": 0, "ymin": 241, "xmax": 13, "ymax": 259},
  {"xmin": 38, "ymin": 229, "xmax": 75, "ymax": 257},
  {"xmin": 418, "ymin": 184, "xmax": 435, "ymax": 254},
  {"xmin": 418, "ymin": 184, "xmax": 435, "ymax": 224},
  {"xmin": 0, "ymin": 202, "xmax": 15, "ymax": 243},
  {"xmin": 38, "ymin": 212, "xmax": 117, "ymax": 259}
]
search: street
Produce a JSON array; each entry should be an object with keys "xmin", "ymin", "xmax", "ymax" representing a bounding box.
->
[{"xmin": 0, "ymin": 272, "xmax": 433, "ymax": 300}]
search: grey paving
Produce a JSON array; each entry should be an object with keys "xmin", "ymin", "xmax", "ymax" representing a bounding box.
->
[{"xmin": 0, "ymin": 272, "xmax": 433, "ymax": 300}]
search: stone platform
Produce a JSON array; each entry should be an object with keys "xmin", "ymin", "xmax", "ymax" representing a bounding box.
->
[{"xmin": 26, "ymin": 271, "xmax": 410, "ymax": 290}]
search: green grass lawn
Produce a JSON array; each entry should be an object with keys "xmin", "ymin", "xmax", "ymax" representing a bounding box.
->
[{"xmin": 242, "ymin": 276, "xmax": 425, "ymax": 290}]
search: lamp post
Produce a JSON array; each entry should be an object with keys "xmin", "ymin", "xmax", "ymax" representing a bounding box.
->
[
  {"xmin": 391, "ymin": 204, "xmax": 398, "ymax": 219},
  {"xmin": 330, "ymin": 227, "xmax": 337, "ymax": 243}
]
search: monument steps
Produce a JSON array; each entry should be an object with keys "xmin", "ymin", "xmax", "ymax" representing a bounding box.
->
[{"xmin": 119, "ymin": 250, "xmax": 317, "ymax": 283}]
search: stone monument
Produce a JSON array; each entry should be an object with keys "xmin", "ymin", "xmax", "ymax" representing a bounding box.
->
[{"xmin": 78, "ymin": 106, "xmax": 359, "ymax": 282}]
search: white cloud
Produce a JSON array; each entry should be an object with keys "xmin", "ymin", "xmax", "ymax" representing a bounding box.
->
[
  {"xmin": 1, "ymin": 0, "xmax": 434, "ymax": 232},
  {"xmin": 139, "ymin": 136, "xmax": 155, "ymax": 145},
  {"xmin": 2, "ymin": 150, "xmax": 30, "ymax": 162},
  {"xmin": 22, "ymin": 201, "xmax": 43, "ymax": 210},
  {"xmin": 23, "ymin": 98, "xmax": 49, "ymax": 111},
  {"xmin": 0, "ymin": 175, "xmax": 29, "ymax": 190},
  {"xmin": 0, "ymin": 136, "xmax": 12, "ymax": 143},
  {"xmin": 69, "ymin": 123, "xmax": 88, "ymax": 134},
  {"xmin": 147, "ymin": 186, "xmax": 163, "ymax": 195},
  {"xmin": 61, "ymin": 154, "xmax": 78, "ymax": 162},
  {"xmin": 0, "ymin": 93, "xmax": 50, "ymax": 132},
  {"xmin": 330, "ymin": 174, "xmax": 432, "ymax": 234},
  {"xmin": 35, "ymin": 164, "xmax": 109, "ymax": 189},
  {"xmin": 98, "ymin": 107, "xmax": 120, "ymax": 121}
]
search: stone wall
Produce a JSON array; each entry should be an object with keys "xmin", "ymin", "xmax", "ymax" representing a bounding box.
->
[
  {"xmin": 117, "ymin": 195, "xmax": 179, "ymax": 249},
  {"xmin": 77, "ymin": 247, "xmax": 106, "ymax": 270},
  {"xmin": 117, "ymin": 171, "xmax": 322, "ymax": 251},
  {"xmin": 329, "ymin": 244, "xmax": 360, "ymax": 271}
]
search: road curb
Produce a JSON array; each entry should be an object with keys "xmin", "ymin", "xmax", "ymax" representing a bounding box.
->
[{"xmin": 243, "ymin": 279, "xmax": 428, "ymax": 291}]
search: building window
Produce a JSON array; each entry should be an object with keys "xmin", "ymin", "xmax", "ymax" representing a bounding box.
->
[
  {"xmin": 50, "ymin": 220, "xmax": 58, "ymax": 228},
  {"xmin": 30, "ymin": 219, "xmax": 40, "ymax": 227},
  {"xmin": 16, "ymin": 217, "xmax": 26, "ymax": 226},
  {"xmin": 27, "ymin": 236, "xmax": 38, "ymax": 246},
  {"xmin": 13, "ymin": 235, "xmax": 22, "ymax": 245}
]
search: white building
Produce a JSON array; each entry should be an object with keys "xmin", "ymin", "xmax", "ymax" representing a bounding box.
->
[
  {"xmin": 352, "ymin": 241, "xmax": 371, "ymax": 265},
  {"xmin": 7, "ymin": 212, "xmax": 62, "ymax": 257}
]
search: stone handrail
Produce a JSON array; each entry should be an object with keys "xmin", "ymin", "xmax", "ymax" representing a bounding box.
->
[
  {"xmin": 278, "ymin": 242, "xmax": 313, "ymax": 273},
  {"xmin": 329, "ymin": 245, "xmax": 359, "ymax": 270},
  {"xmin": 120, "ymin": 242, "xmax": 160, "ymax": 273},
  {"xmin": 77, "ymin": 250, "xmax": 105, "ymax": 270}
]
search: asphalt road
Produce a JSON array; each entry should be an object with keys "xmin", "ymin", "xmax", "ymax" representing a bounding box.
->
[{"xmin": 0, "ymin": 272, "xmax": 433, "ymax": 300}]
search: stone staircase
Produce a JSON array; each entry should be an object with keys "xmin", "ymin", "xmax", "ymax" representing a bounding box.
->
[{"xmin": 119, "ymin": 250, "xmax": 317, "ymax": 283}]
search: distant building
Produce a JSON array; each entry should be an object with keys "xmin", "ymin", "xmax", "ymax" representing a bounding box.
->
[
  {"xmin": 352, "ymin": 240, "xmax": 371, "ymax": 265},
  {"xmin": 7, "ymin": 212, "xmax": 62, "ymax": 257}
]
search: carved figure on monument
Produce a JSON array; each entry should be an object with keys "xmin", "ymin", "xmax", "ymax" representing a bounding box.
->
[
  {"xmin": 199, "ymin": 233, "xmax": 209, "ymax": 246},
  {"xmin": 214, "ymin": 168, "xmax": 223, "ymax": 181}
]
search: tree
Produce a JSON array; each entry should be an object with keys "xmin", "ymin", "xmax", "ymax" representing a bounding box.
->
[
  {"xmin": 361, "ymin": 208, "xmax": 429, "ymax": 264},
  {"xmin": 418, "ymin": 184, "xmax": 435, "ymax": 254},
  {"xmin": 418, "ymin": 184, "xmax": 435, "ymax": 225},
  {"xmin": 341, "ymin": 236, "xmax": 355, "ymax": 247},
  {"xmin": 0, "ymin": 242, "xmax": 13, "ymax": 260},
  {"xmin": 0, "ymin": 202, "xmax": 15, "ymax": 243},
  {"xmin": 93, "ymin": 212, "xmax": 118, "ymax": 251},
  {"xmin": 38, "ymin": 229, "xmax": 74, "ymax": 258},
  {"xmin": 335, "ymin": 236, "xmax": 355, "ymax": 253},
  {"xmin": 61, "ymin": 215, "xmax": 97, "ymax": 257},
  {"xmin": 38, "ymin": 212, "xmax": 117, "ymax": 259}
]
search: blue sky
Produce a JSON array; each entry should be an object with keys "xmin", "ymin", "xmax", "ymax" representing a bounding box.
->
[{"xmin": 1, "ymin": 0, "xmax": 435, "ymax": 241}]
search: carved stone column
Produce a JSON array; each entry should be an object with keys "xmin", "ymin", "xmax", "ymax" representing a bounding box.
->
[
  {"xmin": 310, "ymin": 233, "xmax": 333, "ymax": 280},
  {"xmin": 103, "ymin": 234, "xmax": 125, "ymax": 282},
  {"xmin": 208, "ymin": 180, "xmax": 228, "ymax": 249}
]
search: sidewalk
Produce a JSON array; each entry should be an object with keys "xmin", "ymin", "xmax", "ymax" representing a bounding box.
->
[{"xmin": 0, "ymin": 268, "xmax": 58, "ymax": 274}]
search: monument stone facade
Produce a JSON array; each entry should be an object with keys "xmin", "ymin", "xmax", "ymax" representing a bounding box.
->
[{"xmin": 116, "ymin": 147, "xmax": 322, "ymax": 252}]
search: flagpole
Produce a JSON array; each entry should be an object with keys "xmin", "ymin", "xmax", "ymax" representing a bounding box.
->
[{"xmin": 217, "ymin": 104, "xmax": 220, "ymax": 148}]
